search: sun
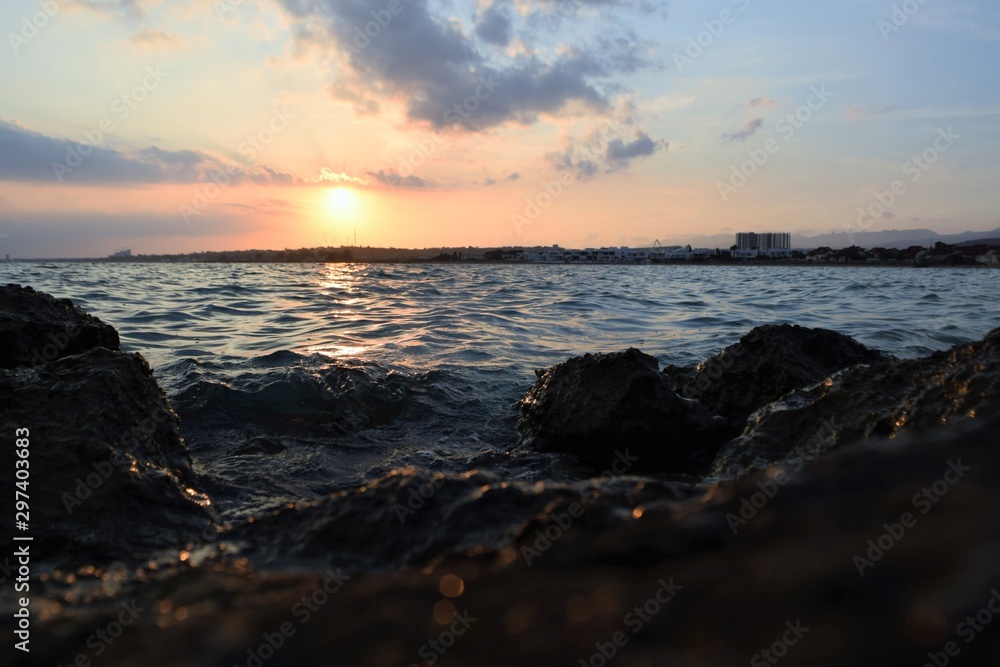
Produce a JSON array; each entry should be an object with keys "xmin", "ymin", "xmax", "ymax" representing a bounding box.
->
[{"xmin": 325, "ymin": 187, "xmax": 360, "ymax": 219}]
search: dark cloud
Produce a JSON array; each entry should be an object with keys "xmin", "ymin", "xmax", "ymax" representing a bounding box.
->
[
  {"xmin": 475, "ymin": 3, "xmax": 511, "ymax": 47},
  {"xmin": 547, "ymin": 146, "xmax": 601, "ymax": 180},
  {"xmin": 0, "ymin": 210, "xmax": 259, "ymax": 258},
  {"xmin": 365, "ymin": 169, "xmax": 430, "ymax": 189},
  {"xmin": 285, "ymin": 0, "xmax": 652, "ymax": 131},
  {"xmin": 723, "ymin": 118, "xmax": 763, "ymax": 143},
  {"xmin": 506, "ymin": 172, "xmax": 519, "ymax": 181},
  {"xmin": 0, "ymin": 119, "xmax": 296, "ymax": 186},
  {"xmin": 548, "ymin": 125, "xmax": 665, "ymax": 179},
  {"xmin": 483, "ymin": 178, "xmax": 497, "ymax": 186},
  {"xmin": 605, "ymin": 130, "xmax": 661, "ymax": 161}
]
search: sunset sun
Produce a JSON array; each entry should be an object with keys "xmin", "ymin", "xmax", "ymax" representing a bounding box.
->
[{"xmin": 325, "ymin": 187, "xmax": 360, "ymax": 220}]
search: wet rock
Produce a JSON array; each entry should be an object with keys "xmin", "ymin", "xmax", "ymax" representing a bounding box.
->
[
  {"xmin": 0, "ymin": 283, "xmax": 119, "ymax": 368},
  {"xmin": 0, "ymin": 287, "xmax": 214, "ymax": 566},
  {"xmin": 517, "ymin": 348, "xmax": 723, "ymax": 473},
  {"xmin": 232, "ymin": 467, "xmax": 700, "ymax": 573},
  {"xmin": 666, "ymin": 324, "xmax": 888, "ymax": 429},
  {"xmin": 29, "ymin": 414, "xmax": 1000, "ymax": 667},
  {"xmin": 712, "ymin": 327, "xmax": 1000, "ymax": 477}
]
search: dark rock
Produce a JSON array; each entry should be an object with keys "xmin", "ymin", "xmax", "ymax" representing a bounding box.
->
[
  {"xmin": 517, "ymin": 348, "xmax": 723, "ymax": 473},
  {"xmin": 712, "ymin": 327, "xmax": 1000, "ymax": 477},
  {"xmin": 0, "ymin": 283, "xmax": 119, "ymax": 368},
  {"xmin": 30, "ymin": 414, "xmax": 1000, "ymax": 667},
  {"xmin": 231, "ymin": 467, "xmax": 700, "ymax": 573},
  {"xmin": 667, "ymin": 324, "xmax": 888, "ymax": 429},
  {"xmin": 0, "ymin": 288, "xmax": 215, "ymax": 566}
]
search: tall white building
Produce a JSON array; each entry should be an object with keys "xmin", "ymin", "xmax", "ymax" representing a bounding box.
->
[{"xmin": 735, "ymin": 232, "xmax": 790, "ymax": 250}]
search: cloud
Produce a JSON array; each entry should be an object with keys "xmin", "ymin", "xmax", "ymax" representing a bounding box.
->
[
  {"xmin": 303, "ymin": 169, "xmax": 370, "ymax": 186},
  {"xmin": 484, "ymin": 172, "xmax": 519, "ymax": 186},
  {"xmin": 606, "ymin": 130, "xmax": 662, "ymax": 161},
  {"xmin": 130, "ymin": 29, "xmax": 184, "ymax": 50},
  {"xmin": 0, "ymin": 119, "xmax": 448, "ymax": 192},
  {"xmin": 279, "ymin": 0, "xmax": 652, "ymax": 132},
  {"xmin": 546, "ymin": 124, "xmax": 663, "ymax": 179},
  {"xmin": 548, "ymin": 149, "xmax": 601, "ymax": 180},
  {"xmin": 0, "ymin": 119, "xmax": 295, "ymax": 186},
  {"xmin": 746, "ymin": 97, "xmax": 775, "ymax": 109},
  {"xmin": 723, "ymin": 118, "xmax": 763, "ymax": 143},
  {"xmin": 0, "ymin": 210, "xmax": 263, "ymax": 258},
  {"xmin": 365, "ymin": 169, "xmax": 430, "ymax": 189},
  {"xmin": 475, "ymin": 3, "xmax": 512, "ymax": 47}
]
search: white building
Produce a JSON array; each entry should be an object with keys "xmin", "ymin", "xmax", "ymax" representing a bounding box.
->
[{"xmin": 735, "ymin": 232, "xmax": 790, "ymax": 251}]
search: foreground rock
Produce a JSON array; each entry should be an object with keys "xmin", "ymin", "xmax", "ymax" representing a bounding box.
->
[
  {"xmin": 0, "ymin": 285, "xmax": 215, "ymax": 566},
  {"xmin": 517, "ymin": 348, "xmax": 723, "ymax": 473},
  {"xmin": 712, "ymin": 326, "xmax": 1000, "ymax": 477},
  {"xmin": 665, "ymin": 324, "xmax": 889, "ymax": 429},
  {"xmin": 0, "ymin": 283, "xmax": 120, "ymax": 368},
  {"xmin": 25, "ymin": 415, "xmax": 1000, "ymax": 667},
  {"xmin": 231, "ymin": 468, "xmax": 700, "ymax": 573}
]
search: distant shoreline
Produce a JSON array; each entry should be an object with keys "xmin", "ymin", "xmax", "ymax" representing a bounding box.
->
[{"xmin": 4, "ymin": 258, "xmax": 994, "ymax": 268}]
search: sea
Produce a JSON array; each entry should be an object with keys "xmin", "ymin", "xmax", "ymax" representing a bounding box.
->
[{"xmin": 4, "ymin": 262, "xmax": 998, "ymax": 522}]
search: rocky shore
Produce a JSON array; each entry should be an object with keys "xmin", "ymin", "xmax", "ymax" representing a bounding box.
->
[{"xmin": 2, "ymin": 283, "xmax": 998, "ymax": 667}]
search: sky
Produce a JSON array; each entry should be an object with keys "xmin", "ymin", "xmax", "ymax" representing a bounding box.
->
[{"xmin": 1, "ymin": 0, "xmax": 999, "ymax": 257}]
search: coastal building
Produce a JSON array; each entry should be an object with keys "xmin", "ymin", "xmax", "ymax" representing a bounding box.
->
[
  {"xmin": 806, "ymin": 247, "xmax": 834, "ymax": 262},
  {"xmin": 514, "ymin": 245, "xmax": 718, "ymax": 264},
  {"xmin": 735, "ymin": 232, "xmax": 792, "ymax": 258}
]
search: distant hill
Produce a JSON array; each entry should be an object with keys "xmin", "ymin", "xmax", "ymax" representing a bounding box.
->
[
  {"xmin": 665, "ymin": 227, "xmax": 1000, "ymax": 250},
  {"xmin": 957, "ymin": 237, "xmax": 1000, "ymax": 247}
]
